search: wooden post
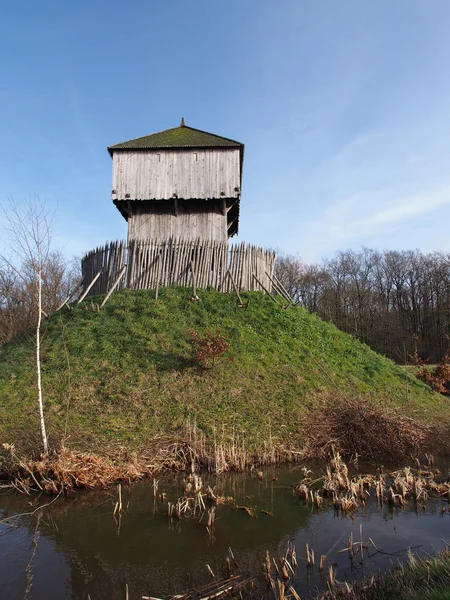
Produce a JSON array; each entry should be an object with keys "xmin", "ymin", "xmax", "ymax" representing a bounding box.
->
[
  {"xmin": 226, "ymin": 268, "xmax": 244, "ymax": 306},
  {"xmin": 55, "ymin": 276, "xmax": 86, "ymax": 311},
  {"xmin": 100, "ymin": 265, "xmax": 127, "ymax": 308},
  {"xmin": 271, "ymin": 273, "xmax": 295, "ymax": 304},
  {"xmin": 190, "ymin": 260, "xmax": 199, "ymax": 300},
  {"xmin": 78, "ymin": 271, "xmax": 102, "ymax": 304},
  {"xmin": 265, "ymin": 271, "xmax": 294, "ymax": 305},
  {"xmin": 252, "ymin": 274, "xmax": 278, "ymax": 303},
  {"xmin": 155, "ymin": 252, "xmax": 161, "ymax": 299}
]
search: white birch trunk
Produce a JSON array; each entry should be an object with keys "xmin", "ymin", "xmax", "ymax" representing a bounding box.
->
[{"xmin": 36, "ymin": 247, "xmax": 48, "ymax": 454}]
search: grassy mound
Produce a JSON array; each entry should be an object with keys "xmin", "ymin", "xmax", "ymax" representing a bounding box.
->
[{"xmin": 0, "ymin": 287, "xmax": 446, "ymax": 461}]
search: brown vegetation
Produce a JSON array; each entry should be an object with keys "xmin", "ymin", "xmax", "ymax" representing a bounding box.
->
[
  {"xmin": 301, "ymin": 395, "xmax": 441, "ymax": 461},
  {"xmin": 189, "ymin": 328, "xmax": 229, "ymax": 368},
  {"xmin": 1, "ymin": 443, "xmax": 145, "ymax": 494},
  {"xmin": 0, "ymin": 429, "xmax": 297, "ymax": 495},
  {"xmin": 416, "ymin": 352, "xmax": 450, "ymax": 394}
]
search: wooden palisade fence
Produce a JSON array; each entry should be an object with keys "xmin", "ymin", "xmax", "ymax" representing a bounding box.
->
[{"xmin": 81, "ymin": 238, "xmax": 277, "ymax": 299}]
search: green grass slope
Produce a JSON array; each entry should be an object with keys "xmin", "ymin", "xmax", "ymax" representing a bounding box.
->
[{"xmin": 0, "ymin": 288, "xmax": 444, "ymax": 455}]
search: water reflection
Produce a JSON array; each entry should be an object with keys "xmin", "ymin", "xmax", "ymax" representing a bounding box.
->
[{"xmin": 0, "ymin": 465, "xmax": 449, "ymax": 600}]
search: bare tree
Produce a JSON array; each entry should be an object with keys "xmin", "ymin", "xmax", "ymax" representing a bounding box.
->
[
  {"xmin": 0, "ymin": 198, "xmax": 56, "ymax": 454},
  {"xmin": 275, "ymin": 248, "xmax": 450, "ymax": 363}
]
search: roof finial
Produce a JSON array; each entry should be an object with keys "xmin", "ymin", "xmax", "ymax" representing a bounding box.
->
[{"xmin": 180, "ymin": 117, "xmax": 185, "ymax": 127}]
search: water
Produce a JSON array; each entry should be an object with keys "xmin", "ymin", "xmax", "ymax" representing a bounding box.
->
[{"xmin": 1, "ymin": 465, "xmax": 449, "ymax": 599}]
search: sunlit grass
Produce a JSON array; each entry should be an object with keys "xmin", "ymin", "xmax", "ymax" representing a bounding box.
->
[{"xmin": 0, "ymin": 287, "xmax": 446, "ymax": 456}]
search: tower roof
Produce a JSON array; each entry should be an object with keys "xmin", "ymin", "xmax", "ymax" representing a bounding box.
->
[{"xmin": 108, "ymin": 120, "xmax": 244, "ymax": 155}]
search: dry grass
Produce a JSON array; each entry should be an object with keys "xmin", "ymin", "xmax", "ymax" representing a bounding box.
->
[
  {"xmin": 0, "ymin": 428, "xmax": 302, "ymax": 495},
  {"xmin": 301, "ymin": 395, "xmax": 442, "ymax": 461},
  {"xmin": 1, "ymin": 443, "xmax": 147, "ymax": 494}
]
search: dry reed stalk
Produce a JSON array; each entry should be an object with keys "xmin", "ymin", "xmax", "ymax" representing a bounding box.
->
[
  {"xmin": 238, "ymin": 505, "xmax": 255, "ymax": 518},
  {"xmin": 264, "ymin": 550, "xmax": 272, "ymax": 582},
  {"xmin": 376, "ymin": 479, "xmax": 384, "ymax": 503},
  {"xmin": 368, "ymin": 537, "xmax": 382, "ymax": 552},
  {"xmin": 327, "ymin": 566, "xmax": 336, "ymax": 592},
  {"xmin": 360, "ymin": 523, "xmax": 364, "ymax": 563},
  {"xmin": 277, "ymin": 579, "xmax": 285, "ymax": 600},
  {"xmin": 225, "ymin": 557, "xmax": 231, "ymax": 578},
  {"xmin": 319, "ymin": 555, "xmax": 326, "ymax": 572},
  {"xmin": 272, "ymin": 558, "xmax": 280, "ymax": 577},
  {"xmin": 340, "ymin": 496, "xmax": 358, "ymax": 513},
  {"xmin": 207, "ymin": 486, "xmax": 217, "ymax": 504},
  {"xmin": 297, "ymin": 484, "xmax": 308, "ymax": 501},
  {"xmin": 305, "ymin": 544, "xmax": 315, "ymax": 568},
  {"xmin": 280, "ymin": 559, "xmax": 289, "ymax": 582},
  {"xmin": 288, "ymin": 585, "xmax": 302, "ymax": 600},
  {"xmin": 290, "ymin": 545, "xmax": 298, "ymax": 569},
  {"xmin": 113, "ymin": 484, "xmax": 123, "ymax": 515},
  {"xmin": 207, "ymin": 507, "xmax": 215, "ymax": 528},
  {"xmin": 310, "ymin": 490, "xmax": 323, "ymax": 510}
]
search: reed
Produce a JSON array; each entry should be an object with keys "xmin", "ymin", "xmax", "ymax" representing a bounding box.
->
[
  {"xmin": 306, "ymin": 543, "xmax": 315, "ymax": 569},
  {"xmin": 2, "ymin": 445, "xmax": 145, "ymax": 495},
  {"xmin": 315, "ymin": 546, "xmax": 450, "ymax": 599},
  {"xmin": 113, "ymin": 483, "xmax": 123, "ymax": 515}
]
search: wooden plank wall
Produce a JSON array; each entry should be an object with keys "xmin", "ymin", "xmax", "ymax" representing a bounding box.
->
[
  {"xmin": 128, "ymin": 201, "xmax": 228, "ymax": 243},
  {"xmin": 112, "ymin": 149, "xmax": 241, "ymax": 201},
  {"xmin": 81, "ymin": 239, "xmax": 276, "ymax": 298}
]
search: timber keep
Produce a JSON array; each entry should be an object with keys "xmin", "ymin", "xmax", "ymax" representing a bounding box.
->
[
  {"xmin": 108, "ymin": 119, "xmax": 243, "ymax": 242},
  {"xmin": 80, "ymin": 120, "xmax": 276, "ymax": 298}
]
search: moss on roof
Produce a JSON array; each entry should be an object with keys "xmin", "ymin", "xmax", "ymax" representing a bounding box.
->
[{"xmin": 108, "ymin": 121, "xmax": 243, "ymax": 154}]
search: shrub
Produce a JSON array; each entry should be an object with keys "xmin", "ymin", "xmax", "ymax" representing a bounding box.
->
[{"xmin": 189, "ymin": 329, "xmax": 229, "ymax": 369}]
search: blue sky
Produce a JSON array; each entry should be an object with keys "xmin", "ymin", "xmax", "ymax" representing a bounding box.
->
[{"xmin": 1, "ymin": 1, "xmax": 450, "ymax": 263}]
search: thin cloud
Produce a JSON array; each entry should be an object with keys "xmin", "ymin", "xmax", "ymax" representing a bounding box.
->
[
  {"xmin": 368, "ymin": 190, "xmax": 450, "ymax": 226},
  {"xmin": 297, "ymin": 185, "xmax": 450, "ymax": 257}
]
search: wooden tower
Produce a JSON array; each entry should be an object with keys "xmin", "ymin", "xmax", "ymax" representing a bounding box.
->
[{"xmin": 108, "ymin": 119, "xmax": 244, "ymax": 243}]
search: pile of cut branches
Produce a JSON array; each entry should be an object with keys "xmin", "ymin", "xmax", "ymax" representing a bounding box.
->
[{"xmin": 301, "ymin": 395, "xmax": 438, "ymax": 461}]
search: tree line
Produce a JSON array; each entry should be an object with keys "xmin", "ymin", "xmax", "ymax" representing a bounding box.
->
[
  {"xmin": 0, "ymin": 251, "xmax": 79, "ymax": 347},
  {"xmin": 275, "ymin": 248, "xmax": 450, "ymax": 363}
]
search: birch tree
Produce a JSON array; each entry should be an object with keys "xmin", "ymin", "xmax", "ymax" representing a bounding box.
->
[{"xmin": 1, "ymin": 198, "xmax": 55, "ymax": 454}]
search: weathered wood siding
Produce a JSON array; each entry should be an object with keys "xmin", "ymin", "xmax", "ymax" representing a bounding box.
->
[
  {"xmin": 81, "ymin": 239, "xmax": 276, "ymax": 298},
  {"xmin": 111, "ymin": 148, "xmax": 241, "ymax": 201},
  {"xmin": 128, "ymin": 200, "xmax": 227, "ymax": 242}
]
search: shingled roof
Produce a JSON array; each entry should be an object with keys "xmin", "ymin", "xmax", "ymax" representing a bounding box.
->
[{"xmin": 108, "ymin": 119, "xmax": 243, "ymax": 155}]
